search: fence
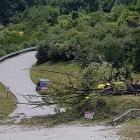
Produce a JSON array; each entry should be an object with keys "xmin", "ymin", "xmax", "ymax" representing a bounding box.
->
[
  {"xmin": 112, "ymin": 108, "xmax": 140, "ymax": 125},
  {"xmin": 0, "ymin": 46, "xmax": 38, "ymax": 62}
]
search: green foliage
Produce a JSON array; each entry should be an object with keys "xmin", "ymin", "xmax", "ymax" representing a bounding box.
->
[
  {"xmin": 35, "ymin": 7, "xmax": 139, "ymax": 70},
  {"xmin": 31, "ymin": 61, "xmax": 140, "ymax": 119},
  {"xmin": 0, "ymin": 0, "xmax": 139, "ymax": 25},
  {"xmin": 0, "ymin": 0, "xmax": 139, "ymax": 125},
  {"xmin": 32, "ymin": 5, "xmax": 140, "ymax": 116},
  {"xmin": 0, "ymin": 2, "xmax": 139, "ymax": 70},
  {"xmin": 81, "ymin": 62, "xmax": 115, "ymax": 89},
  {"xmin": 132, "ymin": 27, "xmax": 140, "ymax": 71},
  {"xmin": 36, "ymin": 41, "xmax": 51, "ymax": 64},
  {"xmin": 0, "ymin": 49, "xmax": 6, "ymax": 57},
  {"xmin": 23, "ymin": 6, "xmax": 60, "ymax": 27}
]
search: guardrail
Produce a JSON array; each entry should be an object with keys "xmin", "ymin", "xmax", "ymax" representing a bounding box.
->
[
  {"xmin": 0, "ymin": 46, "xmax": 38, "ymax": 62},
  {"xmin": 111, "ymin": 108, "xmax": 140, "ymax": 125}
]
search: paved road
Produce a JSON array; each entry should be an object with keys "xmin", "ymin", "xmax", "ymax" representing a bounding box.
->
[
  {"xmin": 0, "ymin": 125, "xmax": 120, "ymax": 140},
  {"xmin": 0, "ymin": 51, "xmax": 120, "ymax": 140},
  {"xmin": 0, "ymin": 51, "xmax": 55, "ymax": 118}
]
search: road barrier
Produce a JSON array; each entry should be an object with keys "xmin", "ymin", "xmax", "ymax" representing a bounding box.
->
[
  {"xmin": 111, "ymin": 108, "xmax": 140, "ymax": 125},
  {"xmin": 0, "ymin": 46, "xmax": 38, "ymax": 62}
]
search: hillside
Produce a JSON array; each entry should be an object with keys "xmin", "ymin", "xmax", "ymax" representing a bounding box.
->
[
  {"xmin": 0, "ymin": 0, "xmax": 140, "ymax": 24},
  {"xmin": 0, "ymin": 1, "xmax": 139, "ymax": 59},
  {"xmin": 31, "ymin": 62, "xmax": 140, "ymax": 120},
  {"xmin": 0, "ymin": 1, "xmax": 139, "ymax": 139},
  {"xmin": 0, "ymin": 0, "xmax": 140, "ymax": 115}
]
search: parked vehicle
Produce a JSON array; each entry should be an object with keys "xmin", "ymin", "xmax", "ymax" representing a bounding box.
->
[{"xmin": 36, "ymin": 79, "xmax": 49, "ymax": 94}]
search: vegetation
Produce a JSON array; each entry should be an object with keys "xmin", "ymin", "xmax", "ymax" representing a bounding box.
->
[
  {"xmin": 0, "ymin": 83, "xmax": 16, "ymax": 119},
  {"xmin": 20, "ymin": 111, "xmax": 108, "ymax": 126},
  {"xmin": 35, "ymin": 7, "xmax": 140, "ymax": 70},
  {"xmin": 120, "ymin": 119, "xmax": 140, "ymax": 140},
  {"xmin": 31, "ymin": 62, "xmax": 81, "ymax": 87},
  {"xmin": 29, "ymin": 3, "xmax": 140, "ymax": 120},
  {"xmin": 0, "ymin": 0, "xmax": 140, "ymax": 60},
  {"xmin": 0, "ymin": 0, "xmax": 140, "ymax": 25},
  {"xmin": 31, "ymin": 63, "xmax": 140, "ymax": 123},
  {"xmin": 0, "ymin": 0, "xmax": 140, "ymax": 127}
]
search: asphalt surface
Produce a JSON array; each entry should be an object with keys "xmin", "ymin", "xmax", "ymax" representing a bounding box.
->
[
  {"xmin": 0, "ymin": 51, "xmax": 55, "ymax": 118},
  {"xmin": 0, "ymin": 125, "xmax": 120, "ymax": 140}
]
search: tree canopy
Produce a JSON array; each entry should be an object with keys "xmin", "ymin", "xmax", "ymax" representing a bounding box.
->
[{"xmin": 0, "ymin": 0, "xmax": 140, "ymax": 24}]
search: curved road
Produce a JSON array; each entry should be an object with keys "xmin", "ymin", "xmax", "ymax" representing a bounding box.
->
[
  {"xmin": 0, "ymin": 51, "xmax": 120, "ymax": 140},
  {"xmin": 0, "ymin": 51, "xmax": 55, "ymax": 118}
]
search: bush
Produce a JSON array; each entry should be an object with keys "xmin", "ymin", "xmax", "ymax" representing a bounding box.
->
[
  {"xmin": 0, "ymin": 49, "xmax": 6, "ymax": 57},
  {"xmin": 36, "ymin": 41, "xmax": 50, "ymax": 64}
]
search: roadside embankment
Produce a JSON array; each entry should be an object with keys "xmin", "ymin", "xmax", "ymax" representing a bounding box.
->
[{"xmin": 0, "ymin": 83, "xmax": 17, "ymax": 122}]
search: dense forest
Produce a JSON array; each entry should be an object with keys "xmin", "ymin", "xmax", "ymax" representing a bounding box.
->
[
  {"xmin": 0, "ymin": 0, "xmax": 140, "ymax": 24},
  {"xmin": 0, "ymin": 0, "xmax": 139, "ymax": 70},
  {"xmin": 0, "ymin": 0, "xmax": 139, "ymax": 76}
]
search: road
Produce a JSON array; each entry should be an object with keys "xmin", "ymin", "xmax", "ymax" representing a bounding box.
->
[
  {"xmin": 0, "ymin": 51, "xmax": 55, "ymax": 118},
  {"xmin": 0, "ymin": 125, "xmax": 120, "ymax": 140},
  {"xmin": 0, "ymin": 51, "xmax": 120, "ymax": 140}
]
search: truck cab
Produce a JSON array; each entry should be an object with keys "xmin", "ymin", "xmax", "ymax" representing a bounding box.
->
[{"xmin": 36, "ymin": 79, "xmax": 49, "ymax": 94}]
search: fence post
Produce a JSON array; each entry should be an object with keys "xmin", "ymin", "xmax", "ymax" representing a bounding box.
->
[{"xmin": 6, "ymin": 86, "xmax": 10, "ymax": 99}]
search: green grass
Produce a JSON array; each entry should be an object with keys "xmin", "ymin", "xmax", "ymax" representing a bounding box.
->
[
  {"xmin": 30, "ymin": 62, "xmax": 140, "ymax": 126},
  {"xmin": 0, "ymin": 83, "xmax": 17, "ymax": 119},
  {"xmin": 31, "ymin": 61, "xmax": 81, "ymax": 90},
  {"xmin": 120, "ymin": 119, "xmax": 140, "ymax": 140},
  {"xmin": 92, "ymin": 95, "xmax": 140, "ymax": 115}
]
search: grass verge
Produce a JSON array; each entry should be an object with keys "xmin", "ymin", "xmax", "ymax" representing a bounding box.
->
[
  {"xmin": 120, "ymin": 118, "xmax": 140, "ymax": 140},
  {"xmin": 31, "ymin": 61, "xmax": 81, "ymax": 89},
  {"xmin": 0, "ymin": 83, "xmax": 17, "ymax": 122}
]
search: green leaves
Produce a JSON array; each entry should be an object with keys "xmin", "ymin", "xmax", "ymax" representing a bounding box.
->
[
  {"xmin": 81, "ymin": 62, "xmax": 115, "ymax": 89},
  {"xmin": 23, "ymin": 6, "xmax": 60, "ymax": 27},
  {"xmin": 0, "ymin": 0, "xmax": 139, "ymax": 72}
]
